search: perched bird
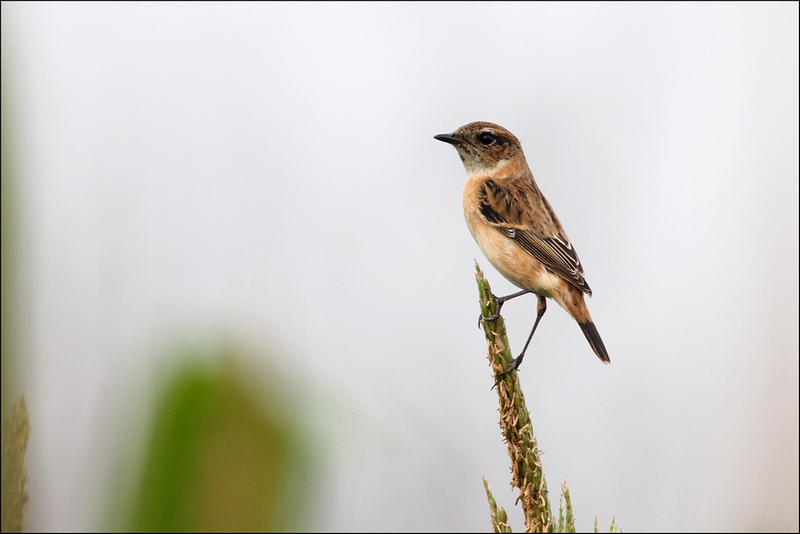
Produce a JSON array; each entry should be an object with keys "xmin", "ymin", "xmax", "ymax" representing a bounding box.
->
[{"xmin": 435, "ymin": 121, "xmax": 609, "ymax": 374}]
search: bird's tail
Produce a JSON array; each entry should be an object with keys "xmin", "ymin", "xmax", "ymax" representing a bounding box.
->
[{"xmin": 579, "ymin": 320, "xmax": 611, "ymax": 363}]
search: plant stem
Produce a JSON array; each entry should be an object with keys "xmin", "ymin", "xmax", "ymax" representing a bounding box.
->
[{"xmin": 475, "ymin": 263, "xmax": 552, "ymax": 533}]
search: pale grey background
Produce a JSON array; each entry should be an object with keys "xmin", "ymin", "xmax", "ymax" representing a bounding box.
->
[{"xmin": 3, "ymin": 2, "xmax": 798, "ymax": 531}]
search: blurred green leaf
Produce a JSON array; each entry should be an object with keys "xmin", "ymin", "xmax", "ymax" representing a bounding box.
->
[{"xmin": 128, "ymin": 356, "xmax": 312, "ymax": 532}]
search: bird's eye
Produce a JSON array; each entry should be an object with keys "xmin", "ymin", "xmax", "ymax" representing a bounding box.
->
[{"xmin": 479, "ymin": 132, "xmax": 497, "ymax": 146}]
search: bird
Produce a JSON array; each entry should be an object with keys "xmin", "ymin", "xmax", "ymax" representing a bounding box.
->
[{"xmin": 435, "ymin": 121, "xmax": 609, "ymax": 375}]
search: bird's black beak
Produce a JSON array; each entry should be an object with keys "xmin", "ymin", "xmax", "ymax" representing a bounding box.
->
[{"xmin": 434, "ymin": 133, "xmax": 464, "ymax": 145}]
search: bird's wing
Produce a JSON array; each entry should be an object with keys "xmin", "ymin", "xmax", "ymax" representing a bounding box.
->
[{"xmin": 478, "ymin": 176, "xmax": 592, "ymax": 296}]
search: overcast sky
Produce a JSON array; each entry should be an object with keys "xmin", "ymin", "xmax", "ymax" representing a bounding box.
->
[{"xmin": 3, "ymin": 2, "xmax": 798, "ymax": 531}]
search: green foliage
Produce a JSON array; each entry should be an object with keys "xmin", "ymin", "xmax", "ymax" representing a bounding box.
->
[
  {"xmin": 557, "ymin": 482, "xmax": 575, "ymax": 533},
  {"xmin": 127, "ymin": 355, "xmax": 313, "ymax": 532},
  {"xmin": 1, "ymin": 398, "xmax": 29, "ymax": 533},
  {"xmin": 483, "ymin": 476, "xmax": 512, "ymax": 533}
]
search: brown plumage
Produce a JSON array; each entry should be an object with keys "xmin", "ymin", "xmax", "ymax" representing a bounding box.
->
[{"xmin": 435, "ymin": 121, "xmax": 609, "ymax": 371}]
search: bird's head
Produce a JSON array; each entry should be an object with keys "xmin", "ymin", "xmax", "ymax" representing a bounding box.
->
[{"xmin": 434, "ymin": 122, "xmax": 524, "ymax": 175}]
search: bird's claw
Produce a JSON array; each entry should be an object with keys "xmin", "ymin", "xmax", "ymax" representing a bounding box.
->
[
  {"xmin": 478, "ymin": 310, "xmax": 502, "ymax": 328},
  {"xmin": 491, "ymin": 355, "xmax": 523, "ymax": 389}
]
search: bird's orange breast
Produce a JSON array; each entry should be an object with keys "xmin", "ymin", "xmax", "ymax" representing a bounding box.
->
[{"xmin": 462, "ymin": 175, "xmax": 562, "ymax": 297}]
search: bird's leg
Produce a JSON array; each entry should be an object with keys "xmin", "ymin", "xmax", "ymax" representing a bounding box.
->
[
  {"xmin": 496, "ymin": 295, "xmax": 547, "ymax": 378},
  {"xmin": 479, "ymin": 289, "xmax": 532, "ymax": 325}
]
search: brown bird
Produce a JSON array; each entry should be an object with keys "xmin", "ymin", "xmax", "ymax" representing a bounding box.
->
[{"xmin": 435, "ymin": 121, "xmax": 609, "ymax": 375}]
